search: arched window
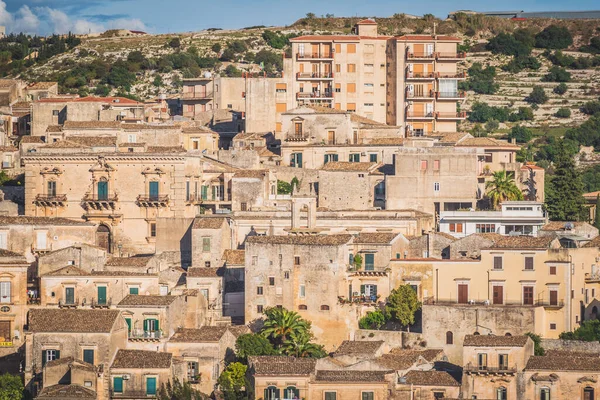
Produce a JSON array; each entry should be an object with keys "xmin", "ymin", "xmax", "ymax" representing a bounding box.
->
[
  {"xmin": 446, "ymin": 331, "xmax": 453, "ymax": 345},
  {"xmin": 473, "ymin": 331, "xmax": 480, "ymax": 336},
  {"xmin": 540, "ymin": 387, "xmax": 550, "ymax": 400},
  {"xmin": 496, "ymin": 386, "xmax": 507, "ymax": 400},
  {"xmin": 505, "ymin": 332, "xmax": 512, "ymax": 337},
  {"xmin": 298, "ymin": 304, "xmax": 307, "ymax": 310},
  {"xmin": 284, "ymin": 386, "xmax": 300, "ymax": 399},
  {"xmin": 264, "ymin": 386, "xmax": 280, "ymax": 400},
  {"xmin": 320, "ymin": 305, "xmax": 330, "ymax": 311}
]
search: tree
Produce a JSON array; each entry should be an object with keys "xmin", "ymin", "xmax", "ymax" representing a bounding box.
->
[
  {"xmin": 542, "ymin": 66, "xmax": 571, "ymax": 82},
  {"xmin": 261, "ymin": 307, "xmax": 309, "ymax": 345},
  {"xmin": 169, "ymin": 37, "xmax": 181, "ymax": 48},
  {"xmin": 525, "ymin": 86, "xmax": 548, "ymax": 104},
  {"xmin": 485, "ymin": 120, "xmax": 499, "ymax": 133},
  {"xmin": 223, "ymin": 65, "xmax": 242, "ymax": 77},
  {"xmin": 559, "ymin": 319, "xmax": 600, "ymax": 341},
  {"xmin": 306, "ymin": 12, "xmax": 316, "ymax": 19},
  {"xmin": 217, "ymin": 362, "xmax": 248, "ymax": 400},
  {"xmin": 157, "ymin": 379, "xmax": 206, "ymax": 400},
  {"xmin": 581, "ymin": 101, "xmax": 600, "ymax": 116},
  {"xmin": 277, "ymin": 180, "xmax": 292, "ymax": 194},
  {"xmin": 595, "ymin": 195, "xmax": 600, "ymax": 229},
  {"xmin": 545, "ymin": 141, "xmax": 587, "ymax": 221},
  {"xmin": 235, "ymin": 333, "xmax": 276, "ymax": 362},
  {"xmin": 127, "ymin": 50, "xmax": 146, "ymax": 64},
  {"xmin": 525, "ymin": 332, "xmax": 545, "ymax": 356},
  {"xmin": 228, "ymin": 40, "xmax": 248, "ymax": 54},
  {"xmin": 509, "ymin": 125, "xmax": 533, "ymax": 143},
  {"xmin": 94, "ymin": 84, "xmax": 111, "ymax": 96},
  {"xmin": 219, "ymin": 48, "xmax": 236, "ymax": 62},
  {"xmin": 555, "ymin": 108, "xmax": 571, "ymax": 118},
  {"xmin": 485, "ymin": 171, "xmax": 524, "ymax": 209},
  {"xmin": 255, "ymin": 49, "xmax": 283, "ymax": 73},
  {"xmin": 535, "ymin": 25, "xmax": 573, "ymax": 49},
  {"xmin": 281, "ymin": 330, "xmax": 326, "ymax": 358},
  {"xmin": 211, "ymin": 43, "xmax": 221, "ymax": 53},
  {"xmin": 553, "ymin": 82, "xmax": 568, "ymax": 95},
  {"xmin": 486, "ymin": 32, "xmax": 531, "ymax": 56},
  {"xmin": 358, "ymin": 310, "xmax": 386, "ymax": 330},
  {"xmin": 0, "ymin": 373, "xmax": 24, "ymax": 400},
  {"xmin": 153, "ymin": 75, "xmax": 163, "ymax": 87},
  {"xmin": 352, "ymin": 254, "xmax": 363, "ymax": 269},
  {"xmin": 384, "ymin": 285, "xmax": 421, "ymax": 329},
  {"xmin": 460, "ymin": 63, "xmax": 498, "ymax": 94}
]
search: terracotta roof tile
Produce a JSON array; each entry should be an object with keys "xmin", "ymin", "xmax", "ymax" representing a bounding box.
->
[
  {"xmin": 12, "ymin": 101, "xmax": 32, "ymax": 109},
  {"xmin": 0, "ymin": 79, "xmax": 18, "ymax": 88},
  {"xmin": 456, "ymin": 137, "xmax": 519, "ymax": 148},
  {"xmin": 0, "ymin": 146, "xmax": 17, "ymax": 152},
  {"xmin": 66, "ymin": 136, "xmax": 117, "ymax": 147},
  {"xmin": 111, "ymin": 349, "xmax": 172, "ymax": 369},
  {"xmin": 403, "ymin": 370, "xmax": 460, "ymax": 386},
  {"xmin": 45, "ymin": 357, "xmax": 96, "ymax": 372},
  {"xmin": 368, "ymin": 137, "xmax": 405, "ymax": 145},
  {"xmin": 246, "ymin": 234, "xmax": 352, "ymax": 246},
  {"xmin": 350, "ymin": 113, "xmax": 385, "ymax": 125},
  {"xmin": 28, "ymin": 309, "xmax": 120, "ymax": 333},
  {"xmin": 187, "ymin": 267, "xmax": 225, "ymax": 278},
  {"xmin": 249, "ymin": 356, "xmax": 316, "ymax": 376},
  {"xmin": 41, "ymin": 140, "xmax": 87, "ymax": 149},
  {"xmin": 20, "ymin": 136, "xmax": 44, "ymax": 143},
  {"xmin": 233, "ymin": 170, "xmax": 267, "ymax": 178},
  {"xmin": 117, "ymin": 295, "xmax": 178, "ymax": 306},
  {"xmin": 145, "ymin": 146, "xmax": 186, "ymax": 153},
  {"xmin": 320, "ymin": 161, "xmax": 377, "ymax": 172},
  {"xmin": 27, "ymin": 82, "xmax": 58, "ymax": 90},
  {"xmin": 396, "ymin": 35, "xmax": 461, "ymax": 41},
  {"xmin": 46, "ymin": 125, "xmax": 63, "ymax": 133},
  {"xmin": 354, "ymin": 232, "xmax": 401, "ymax": 244},
  {"xmin": 488, "ymin": 235, "xmax": 557, "ymax": 250},
  {"xmin": 526, "ymin": 354, "xmax": 600, "ymax": 371},
  {"xmin": 377, "ymin": 349, "xmax": 444, "ymax": 370},
  {"xmin": 169, "ymin": 327, "xmax": 229, "ymax": 343},
  {"xmin": 0, "ymin": 249, "xmax": 25, "ymax": 258},
  {"xmin": 436, "ymin": 132, "xmax": 471, "ymax": 144},
  {"xmin": 334, "ymin": 340, "xmax": 384, "ymax": 356},
  {"xmin": 223, "ymin": 249, "xmax": 245, "ymax": 265},
  {"xmin": 315, "ymin": 370, "xmax": 389, "ymax": 382},
  {"xmin": 0, "ymin": 216, "xmax": 92, "ymax": 226},
  {"xmin": 463, "ymin": 335, "xmax": 530, "ymax": 347},
  {"xmin": 192, "ymin": 217, "xmax": 227, "ymax": 229},
  {"xmin": 357, "ymin": 19, "xmax": 378, "ymax": 24},
  {"xmin": 541, "ymin": 221, "xmax": 588, "ymax": 231},
  {"xmin": 63, "ymin": 121, "xmax": 121, "ymax": 129},
  {"xmin": 36, "ymin": 384, "xmax": 96, "ymax": 399}
]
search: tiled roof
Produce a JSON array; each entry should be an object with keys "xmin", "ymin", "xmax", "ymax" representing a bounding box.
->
[
  {"xmin": 315, "ymin": 370, "xmax": 389, "ymax": 382},
  {"xmin": 45, "ymin": 357, "xmax": 96, "ymax": 372},
  {"xmin": 117, "ymin": 295, "xmax": 178, "ymax": 306},
  {"xmin": 20, "ymin": 135, "xmax": 44, "ymax": 143},
  {"xmin": 41, "ymin": 140, "xmax": 87, "ymax": 149},
  {"xmin": 0, "ymin": 216, "xmax": 92, "ymax": 226},
  {"xmin": 121, "ymin": 123, "xmax": 177, "ymax": 130},
  {"xmin": 45, "ymin": 265, "xmax": 87, "ymax": 276},
  {"xmin": 350, "ymin": 113, "xmax": 385, "ymax": 125},
  {"xmin": 377, "ymin": 349, "xmax": 443, "ymax": 370},
  {"xmin": 105, "ymin": 256, "xmax": 152, "ymax": 267},
  {"xmin": 28, "ymin": 309, "xmax": 120, "ymax": 333},
  {"xmin": 182, "ymin": 126, "xmax": 215, "ymax": 134},
  {"xmin": 304, "ymin": 105, "xmax": 346, "ymax": 114},
  {"xmin": 246, "ymin": 234, "xmax": 353, "ymax": 246},
  {"xmin": 368, "ymin": 137, "xmax": 405, "ymax": 145},
  {"xmin": 584, "ymin": 236, "xmax": 600, "ymax": 248},
  {"xmin": 396, "ymin": 35, "xmax": 461, "ymax": 41},
  {"xmin": 46, "ymin": 125, "xmax": 63, "ymax": 133},
  {"xmin": 463, "ymin": 335, "xmax": 529, "ymax": 347},
  {"xmin": 74, "ymin": 96, "xmax": 140, "ymax": 104},
  {"xmin": 357, "ymin": 18, "xmax": 377, "ymax": 24},
  {"xmin": 334, "ymin": 340, "xmax": 384, "ymax": 356},
  {"xmin": 456, "ymin": 137, "xmax": 519, "ymax": 148},
  {"xmin": 12, "ymin": 101, "xmax": 32, "ymax": 109},
  {"xmin": 0, "ymin": 146, "xmax": 17, "ymax": 152},
  {"xmin": 187, "ymin": 267, "xmax": 225, "ymax": 278},
  {"xmin": 36, "ymin": 384, "xmax": 96, "ymax": 399},
  {"xmin": 27, "ymin": 82, "xmax": 57, "ymax": 90},
  {"xmin": 521, "ymin": 162, "xmax": 544, "ymax": 171},
  {"xmin": 222, "ymin": 249, "xmax": 245, "ymax": 265},
  {"xmin": 0, "ymin": 249, "xmax": 25, "ymax": 258},
  {"xmin": 436, "ymin": 132, "xmax": 471, "ymax": 143},
  {"xmin": 526, "ymin": 354, "xmax": 600, "ymax": 371},
  {"xmin": 63, "ymin": 121, "xmax": 121, "ymax": 129},
  {"xmin": 118, "ymin": 142, "xmax": 146, "ymax": 147},
  {"xmin": 192, "ymin": 216, "xmax": 227, "ymax": 229},
  {"xmin": 0, "ymin": 79, "xmax": 18, "ymax": 88},
  {"xmin": 354, "ymin": 232, "xmax": 401, "ymax": 244},
  {"xmin": 146, "ymin": 146, "xmax": 187, "ymax": 153},
  {"xmin": 169, "ymin": 327, "xmax": 229, "ymax": 343},
  {"xmin": 290, "ymin": 35, "xmax": 361, "ymax": 42},
  {"xmin": 66, "ymin": 136, "xmax": 117, "ymax": 147},
  {"xmin": 228, "ymin": 325, "xmax": 250, "ymax": 337},
  {"xmin": 111, "ymin": 349, "xmax": 172, "ymax": 369},
  {"xmin": 488, "ymin": 235, "xmax": 557, "ymax": 249},
  {"xmin": 233, "ymin": 170, "xmax": 267, "ymax": 178},
  {"xmin": 90, "ymin": 270, "xmax": 156, "ymax": 277},
  {"xmin": 249, "ymin": 356, "xmax": 316, "ymax": 376},
  {"xmin": 320, "ymin": 162, "xmax": 377, "ymax": 172},
  {"xmin": 541, "ymin": 221, "xmax": 587, "ymax": 231},
  {"xmin": 403, "ymin": 370, "xmax": 460, "ymax": 386}
]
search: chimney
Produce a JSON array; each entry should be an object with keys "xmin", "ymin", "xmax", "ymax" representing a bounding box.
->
[{"xmin": 510, "ymin": 138, "xmax": 516, "ymax": 145}]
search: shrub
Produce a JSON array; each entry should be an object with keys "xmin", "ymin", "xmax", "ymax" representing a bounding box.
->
[
  {"xmin": 228, "ymin": 40, "xmax": 248, "ymax": 54},
  {"xmin": 486, "ymin": 32, "xmax": 531, "ymax": 56},
  {"xmin": 542, "ymin": 66, "xmax": 571, "ymax": 82},
  {"xmin": 535, "ymin": 25, "xmax": 573, "ymax": 49},
  {"xmin": 168, "ymin": 37, "xmax": 181, "ymax": 48},
  {"xmin": 553, "ymin": 82, "xmax": 568, "ymax": 95},
  {"xmin": 509, "ymin": 125, "xmax": 533, "ymax": 143},
  {"xmin": 555, "ymin": 108, "xmax": 571, "ymax": 118},
  {"xmin": 501, "ymin": 55, "xmax": 541, "ymax": 73},
  {"xmin": 460, "ymin": 62, "xmax": 498, "ymax": 94},
  {"xmin": 525, "ymin": 86, "xmax": 548, "ymax": 104},
  {"xmin": 581, "ymin": 101, "xmax": 600, "ymax": 116},
  {"xmin": 211, "ymin": 43, "xmax": 221, "ymax": 53},
  {"xmin": 468, "ymin": 102, "xmax": 510, "ymax": 123},
  {"xmin": 358, "ymin": 310, "xmax": 386, "ymax": 330},
  {"xmin": 485, "ymin": 119, "xmax": 500, "ymax": 132}
]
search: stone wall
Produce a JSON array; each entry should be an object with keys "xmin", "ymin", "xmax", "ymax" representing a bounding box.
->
[{"xmin": 541, "ymin": 338, "xmax": 600, "ymax": 353}]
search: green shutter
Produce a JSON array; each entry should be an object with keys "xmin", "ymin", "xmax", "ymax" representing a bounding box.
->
[
  {"xmin": 143, "ymin": 319, "xmax": 148, "ymax": 332},
  {"xmin": 373, "ymin": 285, "xmax": 378, "ymax": 298},
  {"xmin": 324, "ymin": 155, "xmax": 328, "ymax": 164},
  {"xmin": 97, "ymin": 286, "xmax": 107, "ymax": 305},
  {"xmin": 42, "ymin": 350, "xmax": 47, "ymax": 367},
  {"xmin": 365, "ymin": 253, "xmax": 375, "ymax": 271},
  {"xmin": 55, "ymin": 350, "xmax": 60, "ymax": 360},
  {"xmin": 154, "ymin": 319, "xmax": 160, "ymax": 332},
  {"xmin": 146, "ymin": 377, "xmax": 157, "ymax": 395},
  {"xmin": 149, "ymin": 181, "xmax": 159, "ymax": 199},
  {"xmin": 333, "ymin": 154, "xmax": 338, "ymax": 162},
  {"xmin": 83, "ymin": 349, "xmax": 94, "ymax": 365},
  {"xmin": 297, "ymin": 153, "xmax": 302, "ymax": 168},
  {"xmin": 113, "ymin": 377, "xmax": 123, "ymax": 393},
  {"xmin": 201, "ymin": 186, "xmax": 208, "ymax": 200},
  {"xmin": 129, "ymin": 287, "xmax": 138, "ymax": 295},
  {"xmin": 125, "ymin": 318, "xmax": 132, "ymax": 333},
  {"xmin": 360, "ymin": 285, "xmax": 366, "ymax": 295}
]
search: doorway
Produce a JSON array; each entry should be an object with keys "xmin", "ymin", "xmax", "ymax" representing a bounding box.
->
[{"xmin": 96, "ymin": 225, "xmax": 111, "ymax": 253}]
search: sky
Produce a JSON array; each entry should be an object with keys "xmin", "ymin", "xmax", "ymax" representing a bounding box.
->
[{"xmin": 1, "ymin": 0, "xmax": 600, "ymax": 36}]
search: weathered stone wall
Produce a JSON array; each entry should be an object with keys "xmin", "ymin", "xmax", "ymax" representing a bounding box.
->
[{"xmin": 540, "ymin": 338, "xmax": 600, "ymax": 353}]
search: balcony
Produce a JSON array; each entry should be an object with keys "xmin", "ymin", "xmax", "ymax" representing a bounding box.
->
[
  {"xmin": 405, "ymin": 111, "xmax": 435, "ymax": 120},
  {"xmin": 339, "ymin": 294, "xmax": 381, "ymax": 306},
  {"xmin": 296, "ymin": 91, "xmax": 334, "ymax": 100},
  {"xmin": 111, "ymin": 390, "xmax": 156, "ymax": 399},
  {"xmin": 406, "ymin": 52, "xmax": 435, "ymax": 60},
  {"xmin": 129, "ymin": 329, "xmax": 162, "ymax": 342},
  {"xmin": 536, "ymin": 299, "xmax": 565, "ymax": 309},
  {"xmin": 464, "ymin": 363, "xmax": 517, "ymax": 375},
  {"xmin": 405, "ymin": 126, "xmax": 431, "ymax": 137},
  {"xmin": 34, "ymin": 194, "xmax": 67, "ymax": 207},
  {"xmin": 586, "ymin": 273, "xmax": 600, "ymax": 283},
  {"xmin": 90, "ymin": 298, "xmax": 112, "ymax": 308},
  {"xmin": 82, "ymin": 193, "xmax": 118, "ymax": 211},
  {"xmin": 406, "ymin": 89, "xmax": 435, "ymax": 100},
  {"xmin": 405, "ymin": 71, "xmax": 436, "ymax": 80},
  {"xmin": 296, "ymin": 52, "xmax": 334, "ymax": 60},
  {"xmin": 436, "ymin": 111, "xmax": 467, "ymax": 120},
  {"xmin": 58, "ymin": 298, "xmax": 79, "ymax": 308},
  {"xmin": 436, "ymin": 51, "xmax": 467, "ymax": 60},
  {"xmin": 437, "ymin": 72, "xmax": 467, "ymax": 79},
  {"xmin": 296, "ymin": 72, "xmax": 334, "ymax": 80},
  {"xmin": 436, "ymin": 91, "xmax": 466, "ymax": 100},
  {"xmin": 136, "ymin": 195, "xmax": 169, "ymax": 208},
  {"xmin": 285, "ymin": 134, "xmax": 309, "ymax": 142},
  {"xmin": 182, "ymin": 92, "xmax": 213, "ymax": 100}
]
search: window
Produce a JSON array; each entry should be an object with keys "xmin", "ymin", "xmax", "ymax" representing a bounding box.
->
[
  {"xmin": 252, "ymin": 256, "xmax": 257, "ymax": 266},
  {"xmin": 421, "ymin": 160, "xmax": 427, "ymax": 170},
  {"xmin": 284, "ymin": 387, "xmax": 300, "ymax": 400},
  {"xmin": 434, "ymin": 182, "xmax": 440, "ymax": 192},
  {"xmin": 433, "ymin": 160, "xmax": 440, "ymax": 170},
  {"xmin": 449, "ymin": 223, "xmax": 463, "ymax": 233},
  {"xmin": 361, "ymin": 284, "xmax": 377, "ymax": 299},
  {"xmin": 0, "ymin": 282, "xmax": 10, "ymax": 303},
  {"xmin": 498, "ymin": 354, "xmax": 508, "ymax": 370},
  {"xmin": 364, "ymin": 83, "xmax": 374, "ymax": 88},
  {"xmin": 204, "ymin": 261, "xmax": 211, "ymax": 268},
  {"xmin": 476, "ymin": 224, "xmax": 496, "ymax": 233},
  {"xmin": 113, "ymin": 377, "xmax": 123, "ymax": 393},
  {"xmin": 335, "ymin": 44, "xmax": 341, "ymax": 53},
  {"xmin": 241, "ymin": 202, "xmax": 247, "ymax": 211},
  {"xmin": 294, "ymin": 256, "xmax": 301, "ymax": 265},
  {"xmin": 324, "ymin": 154, "xmax": 339, "ymax": 164},
  {"xmin": 291, "ymin": 152, "xmax": 303, "ymax": 168},
  {"xmin": 129, "ymin": 287, "xmax": 139, "ymax": 295},
  {"xmin": 269, "ymin": 277, "xmax": 275, "ymax": 286},
  {"xmin": 362, "ymin": 392, "xmax": 374, "ymax": 400},
  {"xmin": 127, "ymin": 134, "xmax": 136, "ymax": 143},
  {"xmin": 150, "ymin": 223, "xmax": 156, "ymax": 238},
  {"xmin": 540, "ymin": 387, "xmax": 550, "ymax": 400},
  {"xmin": 83, "ymin": 349, "xmax": 94, "ymax": 365},
  {"xmin": 347, "ymin": 103, "xmax": 356, "ymax": 112},
  {"xmin": 202, "ymin": 238, "xmax": 211, "ymax": 252},
  {"xmin": 523, "ymin": 286, "xmax": 534, "ymax": 305},
  {"xmin": 369, "ymin": 154, "xmax": 377, "ymax": 163},
  {"xmin": 349, "ymin": 153, "xmax": 360, "ymax": 162},
  {"xmin": 477, "ymin": 353, "xmax": 488, "ymax": 370},
  {"xmin": 334, "ymin": 83, "xmax": 341, "ymax": 93},
  {"xmin": 275, "ymin": 84, "xmax": 287, "ymax": 93},
  {"xmin": 525, "ymin": 257, "xmax": 534, "ymax": 270},
  {"xmin": 325, "ymin": 392, "xmax": 337, "ymax": 400},
  {"xmin": 43, "ymin": 349, "xmax": 59, "ymax": 366},
  {"xmin": 446, "ymin": 331, "xmax": 453, "ymax": 345},
  {"xmin": 146, "ymin": 377, "xmax": 157, "ymax": 396},
  {"xmin": 299, "ymin": 284, "xmax": 305, "ymax": 298},
  {"xmin": 549, "ymin": 289, "xmax": 559, "ymax": 306},
  {"xmin": 347, "ymin": 44, "xmax": 356, "ymax": 53},
  {"xmin": 549, "ymin": 266, "xmax": 557, "ymax": 275},
  {"xmin": 365, "ymin": 253, "xmax": 375, "ymax": 271},
  {"xmin": 187, "ymin": 361, "xmax": 199, "ymax": 381},
  {"xmin": 47, "ymin": 181, "xmax": 57, "ymax": 197},
  {"xmin": 335, "ymin": 64, "xmax": 341, "ymax": 73},
  {"xmin": 496, "ymin": 387, "xmax": 507, "ymax": 400},
  {"xmin": 264, "ymin": 386, "xmax": 279, "ymax": 400},
  {"xmin": 144, "ymin": 318, "xmax": 159, "ymax": 333},
  {"xmin": 364, "ymin": 103, "xmax": 373, "ymax": 107},
  {"xmin": 347, "ymin": 83, "xmax": 356, "ymax": 93},
  {"xmin": 84, "ymin": 381, "xmax": 92, "ymax": 387},
  {"xmin": 347, "ymin": 64, "xmax": 356, "ymax": 73},
  {"xmin": 494, "ymin": 256, "xmax": 503, "ymax": 270},
  {"xmin": 284, "ymin": 271, "xmax": 290, "ymax": 279},
  {"xmin": 0, "ymin": 232, "xmax": 6, "ymax": 250},
  {"xmin": 257, "ymin": 286, "xmax": 263, "ymax": 295},
  {"xmin": 257, "ymin": 305, "xmax": 264, "ymax": 314},
  {"xmin": 52, "ymin": 110, "xmax": 59, "ymax": 116}
]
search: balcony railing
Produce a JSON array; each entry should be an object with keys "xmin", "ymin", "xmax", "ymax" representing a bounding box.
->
[
  {"xmin": 136, "ymin": 195, "xmax": 169, "ymax": 207},
  {"xmin": 129, "ymin": 329, "xmax": 162, "ymax": 341},
  {"xmin": 34, "ymin": 194, "xmax": 67, "ymax": 207},
  {"xmin": 297, "ymin": 52, "xmax": 334, "ymax": 60},
  {"xmin": 437, "ymin": 72, "xmax": 467, "ymax": 79},
  {"xmin": 111, "ymin": 390, "xmax": 156, "ymax": 399},
  {"xmin": 436, "ymin": 52, "xmax": 467, "ymax": 59},
  {"xmin": 296, "ymin": 72, "xmax": 334, "ymax": 79},
  {"xmin": 406, "ymin": 71, "xmax": 436, "ymax": 79},
  {"xmin": 82, "ymin": 194, "xmax": 118, "ymax": 211},
  {"xmin": 285, "ymin": 134, "xmax": 309, "ymax": 142},
  {"xmin": 586, "ymin": 273, "xmax": 600, "ymax": 282},
  {"xmin": 406, "ymin": 52, "xmax": 435, "ymax": 59},
  {"xmin": 296, "ymin": 91, "xmax": 334, "ymax": 99},
  {"xmin": 58, "ymin": 298, "xmax": 79, "ymax": 308},
  {"xmin": 464, "ymin": 364, "xmax": 517, "ymax": 375},
  {"xmin": 406, "ymin": 90, "xmax": 435, "ymax": 99},
  {"xmin": 182, "ymin": 92, "xmax": 213, "ymax": 100},
  {"xmin": 423, "ymin": 298, "xmax": 564, "ymax": 308},
  {"xmin": 405, "ymin": 127, "xmax": 430, "ymax": 137},
  {"xmin": 436, "ymin": 111, "xmax": 467, "ymax": 119},
  {"xmin": 90, "ymin": 298, "xmax": 112, "ymax": 308},
  {"xmin": 406, "ymin": 111, "xmax": 435, "ymax": 119},
  {"xmin": 436, "ymin": 91, "xmax": 466, "ymax": 100}
]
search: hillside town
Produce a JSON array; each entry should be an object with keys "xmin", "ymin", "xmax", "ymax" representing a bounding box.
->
[{"xmin": 1, "ymin": 10, "xmax": 600, "ymax": 400}]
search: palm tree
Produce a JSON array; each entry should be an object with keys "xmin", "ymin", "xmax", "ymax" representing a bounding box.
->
[
  {"xmin": 485, "ymin": 171, "xmax": 524, "ymax": 209},
  {"xmin": 261, "ymin": 307, "xmax": 309, "ymax": 345},
  {"xmin": 281, "ymin": 330, "xmax": 326, "ymax": 358}
]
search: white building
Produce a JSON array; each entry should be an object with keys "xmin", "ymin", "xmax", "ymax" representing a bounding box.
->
[{"xmin": 439, "ymin": 201, "xmax": 547, "ymax": 238}]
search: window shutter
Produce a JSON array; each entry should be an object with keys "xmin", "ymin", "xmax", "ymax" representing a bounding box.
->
[
  {"xmin": 324, "ymin": 155, "xmax": 328, "ymax": 165},
  {"xmin": 143, "ymin": 319, "xmax": 148, "ymax": 331},
  {"xmin": 55, "ymin": 350, "xmax": 60, "ymax": 360},
  {"xmin": 372, "ymin": 285, "xmax": 377, "ymax": 297},
  {"xmin": 333, "ymin": 154, "xmax": 338, "ymax": 161},
  {"xmin": 42, "ymin": 350, "xmax": 47, "ymax": 367},
  {"xmin": 155, "ymin": 319, "xmax": 160, "ymax": 332},
  {"xmin": 275, "ymin": 389, "xmax": 281, "ymax": 399},
  {"xmin": 360, "ymin": 285, "xmax": 366, "ymax": 295}
]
